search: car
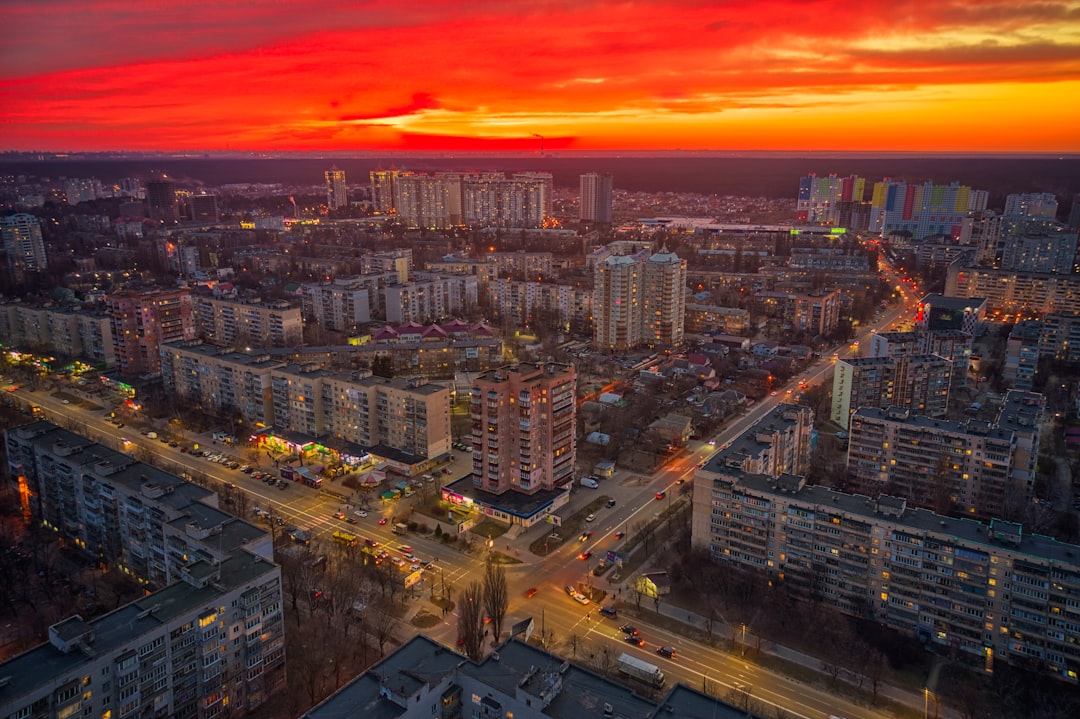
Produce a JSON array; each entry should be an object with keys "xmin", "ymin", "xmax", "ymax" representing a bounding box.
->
[
  {"xmin": 655, "ymin": 491, "xmax": 666, "ymax": 500},
  {"xmin": 585, "ymin": 513, "xmax": 596, "ymax": 522},
  {"xmin": 354, "ymin": 510, "xmax": 367, "ymax": 518},
  {"xmin": 656, "ymin": 646, "xmax": 676, "ymax": 659},
  {"xmin": 676, "ymin": 478, "xmax": 686, "ymax": 484},
  {"xmin": 599, "ymin": 605, "xmax": 618, "ymax": 618},
  {"xmin": 278, "ymin": 481, "xmax": 289, "ymax": 490},
  {"xmin": 770, "ymin": 391, "xmax": 778, "ymax": 396},
  {"xmin": 61, "ymin": 399, "xmax": 70, "ymax": 404},
  {"xmin": 390, "ymin": 557, "xmax": 404, "ymax": 567},
  {"xmin": 158, "ymin": 436, "xmax": 168, "ymax": 443},
  {"xmin": 579, "ymin": 531, "xmax": 593, "ymax": 541},
  {"xmin": 578, "ymin": 551, "xmax": 592, "ymax": 561},
  {"xmin": 115, "ymin": 422, "xmax": 124, "ymax": 428},
  {"xmin": 707, "ymin": 438, "xmax": 716, "ymax": 446},
  {"xmin": 240, "ymin": 466, "xmax": 252, "ymax": 473},
  {"xmin": 606, "ymin": 498, "xmax": 616, "ymax": 508},
  {"xmin": 613, "ymin": 531, "xmax": 625, "ymax": 540},
  {"xmin": 378, "ymin": 518, "xmax": 388, "ymax": 525},
  {"xmin": 619, "ymin": 624, "xmax": 638, "ymax": 636},
  {"xmin": 623, "ymin": 635, "xmax": 645, "ymax": 647},
  {"xmin": 525, "ymin": 587, "xmax": 538, "ymax": 598},
  {"xmin": 334, "ymin": 512, "xmax": 346, "ymax": 520},
  {"xmin": 347, "ymin": 517, "xmax": 358, "ymax": 524},
  {"xmin": 169, "ymin": 441, "xmax": 179, "ymax": 448},
  {"xmin": 573, "ymin": 593, "xmax": 591, "ymax": 605}
]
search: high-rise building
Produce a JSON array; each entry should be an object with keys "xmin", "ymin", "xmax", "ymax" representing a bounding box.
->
[
  {"xmin": 795, "ymin": 173, "xmax": 866, "ymax": 225},
  {"xmin": 999, "ymin": 224, "xmax": 1078, "ymax": 274},
  {"xmin": 145, "ymin": 173, "xmax": 179, "ymax": 222},
  {"xmin": 370, "ymin": 169, "xmax": 400, "ymax": 214},
  {"xmin": 869, "ymin": 180, "xmax": 986, "ymax": 242},
  {"xmin": 2, "ymin": 421, "xmax": 285, "ymax": 717},
  {"xmin": 470, "ymin": 363, "xmax": 576, "ymax": 495},
  {"xmin": 580, "ymin": 172, "xmax": 613, "ymax": 223},
  {"xmin": 1068, "ymin": 194, "xmax": 1080, "ymax": 232},
  {"xmin": 325, "ymin": 166, "xmax": 347, "ymax": 210},
  {"xmin": 187, "ymin": 192, "xmax": 220, "ymax": 222},
  {"xmin": 593, "ymin": 248, "xmax": 686, "ymax": 350},
  {"xmin": 642, "ymin": 249, "xmax": 687, "ymax": 346},
  {"xmin": 830, "ymin": 354, "xmax": 952, "ymax": 427},
  {"xmin": 0, "ymin": 213, "xmax": 48, "ymax": 272},
  {"xmin": 107, "ymin": 287, "xmax": 196, "ymax": 375},
  {"xmin": 63, "ymin": 177, "xmax": 102, "ymax": 205},
  {"xmin": 1004, "ymin": 192, "xmax": 1058, "ymax": 219},
  {"xmin": 847, "ymin": 406, "xmax": 1019, "ymax": 518}
]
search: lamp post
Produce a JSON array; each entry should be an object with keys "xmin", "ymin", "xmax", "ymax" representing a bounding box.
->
[{"xmin": 740, "ymin": 623, "xmax": 747, "ymax": 657}]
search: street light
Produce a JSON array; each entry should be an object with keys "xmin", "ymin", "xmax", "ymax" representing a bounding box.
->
[{"xmin": 740, "ymin": 623, "xmax": 747, "ymax": 657}]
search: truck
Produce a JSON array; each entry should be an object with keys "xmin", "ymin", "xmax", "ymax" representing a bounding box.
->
[
  {"xmin": 392, "ymin": 522, "xmax": 408, "ymax": 536},
  {"xmin": 617, "ymin": 653, "xmax": 665, "ymax": 688},
  {"xmin": 331, "ymin": 531, "xmax": 358, "ymax": 547}
]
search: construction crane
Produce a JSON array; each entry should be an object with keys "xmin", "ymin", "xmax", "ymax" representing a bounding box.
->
[{"xmin": 532, "ymin": 133, "xmax": 544, "ymax": 157}]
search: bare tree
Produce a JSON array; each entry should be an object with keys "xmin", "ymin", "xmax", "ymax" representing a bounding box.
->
[
  {"xmin": 482, "ymin": 561, "xmax": 508, "ymax": 642},
  {"xmin": 368, "ymin": 600, "xmax": 398, "ymax": 656},
  {"xmin": 457, "ymin": 580, "xmax": 486, "ymax": 661}
]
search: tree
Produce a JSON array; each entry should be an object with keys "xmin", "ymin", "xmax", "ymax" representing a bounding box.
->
[
  {"xmin": 482, "ymin": 561, "xmax": 509, "ymax": 642},
  {"xmin": 457, "ymin": 580, "xmax": 486, "ymax": 661},
  {"xmin": 368, "ymin": 600, "xmax": 398, "ymax": 656}
]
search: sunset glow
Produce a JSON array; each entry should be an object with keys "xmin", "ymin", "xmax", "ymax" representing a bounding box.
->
[{"xmin": 2, "ymin": 0, "xmax": 1079, "ymax": 153}]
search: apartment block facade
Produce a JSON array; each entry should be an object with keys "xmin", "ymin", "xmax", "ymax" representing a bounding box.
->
[
  {"xmin": 593, "ymin": 249, "xmax": 686, "ymax": 351},
  {"xmin": 691, "ymin": 469, "xmax": 1080, "ymax": 681},
  {"xmin": 160, "ymin": 341, "xmax": 282, "ymax": 427},
  {"xmin": 487, "ymin": 278, "xmax": 594, "ymax": 333},
  {"xmin": 1, "ymin": 422, "xmax": 285, "ymax": 717},
  {"xmin": 383, "ymin": 275, "xmax": 478, "ymax": 324},
  {"xmin": 706, "ymin": 403, "xmax": 814, "ymax": 478},
  {"xmin": 830, "ymin": 354, "xmax": 952, "ymax": 427},
  {"xmin": 107, "ymin": 287, "xmax": 197, "ymax": 375},
  {"xmin": 193, "ymin": 295, "xmax": 302, "ymax": 347},
  {"xmin": 301, "ymin": 275, "xmax": 379, "ymax": 331},
  {"xmin": 0, "ymin": 303, "xmax": 116, "ymax": 367},
  {"xmin": 470, "ymin": 363, "xmax": 576, "ymax": 495},
  {"xmin": 847, "ymin": 407, "xmax": 1019, "ymax": 519},
  {"xmin": 270, "ymin": 366, "xmax": 451, "ymax": 460},
  {"xmin": 756, "ymin": 288, "xmax": 841, "ymax": 337},
  {"xmin": 946, "ymin": 264, "xmax": 1080, "ymax": 318}
]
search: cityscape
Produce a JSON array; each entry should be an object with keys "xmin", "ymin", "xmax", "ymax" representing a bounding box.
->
[{"xmin": 3, "ymin": 3, "xmax": 1080, "ymax": 719}]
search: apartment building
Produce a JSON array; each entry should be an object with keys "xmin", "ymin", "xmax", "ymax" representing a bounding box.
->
[
  {"xmin": 160, "ymin": 341, "xmax": 282, "ymax": 427},
  {"xmin": 487, "ymin": 278, "xmax": 593, "ymax": 333},
  {"xmin": 593, "ymin": 248, "xmax": 686, "ymax": 351},
  {"xmin": 489, "ymin": 250, "xmax": 554, "ymax": 278},
  {"xmin": 830, "ymin": 355, "xmax": 952, "ymax": 427},
  {"xmin": 870, "ymin": 329, "xmax": 974, "ymax": 390},
  {"xmin": 193, "ymin": 294, "xmax": 302, "ymax": 347},
  {"xmin": 945, "ymin": 264, "xmax": 1080, "ymax": 318},
  {"xmin": 383, "ymin": 275, "xmax": 478, "ymax": 324},
  {"xmin": 2, "ymin": 422, "xmax": 285, "ymax": 717},
  {"xmin": 684, "ymin": 304, "xmax": 749, "ymax": 335},
  {"xmin": 0, "ymin": 213, "xmax": 48, "ymax": 272},
  {"xmin": 1004, "ymin": 314, "xmax": 1080, "ymax": 388},
  {"xmin": 707, "ymin": 403, "xmax": 814, "ymax": 479},
  {"xmin": 469, "ymin": 363, "xmax": 577, "ymax": 495},
  {"xmin": 423, "ymin": 257, "xmax": 497, "ymax": 286},
  {"xmin": 107, "ymin": 287, "xmax": 197, "ymax": 376},
  {"xmin": 847, "ymin": 407, "xmax": 1019, "ymax": 519},
  {"xmin": 270, "ymin": 366, "xmax": 451, "ymax": 460},
  {"xmin": 0, "ymin": 303, "xmax": 116, "ymax": 367},
  {"xmin": 914, "ymin": 294, "xmax": 987, "ymax": 337},
  {"xmin": 691, "ymin": 468, "xmax": 1080, "ymax": 681},
  {"xmin": 757, "ymin": 288, "xmax": 841, "ymax": 337},
  {"xmin": 301, "ymin": 275, "xmax": 384, "ymax": 331}
]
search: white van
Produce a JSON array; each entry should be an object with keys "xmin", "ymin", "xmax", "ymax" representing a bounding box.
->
[{"xmin": 579, "ymin": 477, "xmax": 599, "ymax": 489}]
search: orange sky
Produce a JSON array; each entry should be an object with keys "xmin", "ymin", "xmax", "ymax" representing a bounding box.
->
[{"xmin": 2, "ymin": 0, "xmax": 1079, "ymax": 152}]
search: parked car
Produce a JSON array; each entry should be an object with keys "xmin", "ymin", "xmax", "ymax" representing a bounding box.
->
[{"xmin": 599, "ymin": 605, "xmax": 618, "ymax": 618}]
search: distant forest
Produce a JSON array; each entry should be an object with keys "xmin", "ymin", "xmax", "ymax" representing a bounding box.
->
[{"xmin": 3, "ymin": 156, "xmax": 1079, "ymax": 212}]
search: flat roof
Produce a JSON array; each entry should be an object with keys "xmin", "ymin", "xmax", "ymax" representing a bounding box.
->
[{"xmin": 443, "ymin": 477, "xmax": 567, "ymax": 519}]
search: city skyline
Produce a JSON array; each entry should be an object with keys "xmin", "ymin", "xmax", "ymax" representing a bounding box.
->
[{"xmin": 2, "ymin": 1, "xmax": 1079, "ymax": 154}]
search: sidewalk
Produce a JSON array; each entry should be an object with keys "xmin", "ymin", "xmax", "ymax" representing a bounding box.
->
[{"xmin": 648, "ymin": 600, "xmax": 958, "ymax": 719}]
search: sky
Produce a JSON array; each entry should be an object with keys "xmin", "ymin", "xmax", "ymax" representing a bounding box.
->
[{"xmin": 2, "ymin": 0, "xmax": 1080, "ymax": 153}]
